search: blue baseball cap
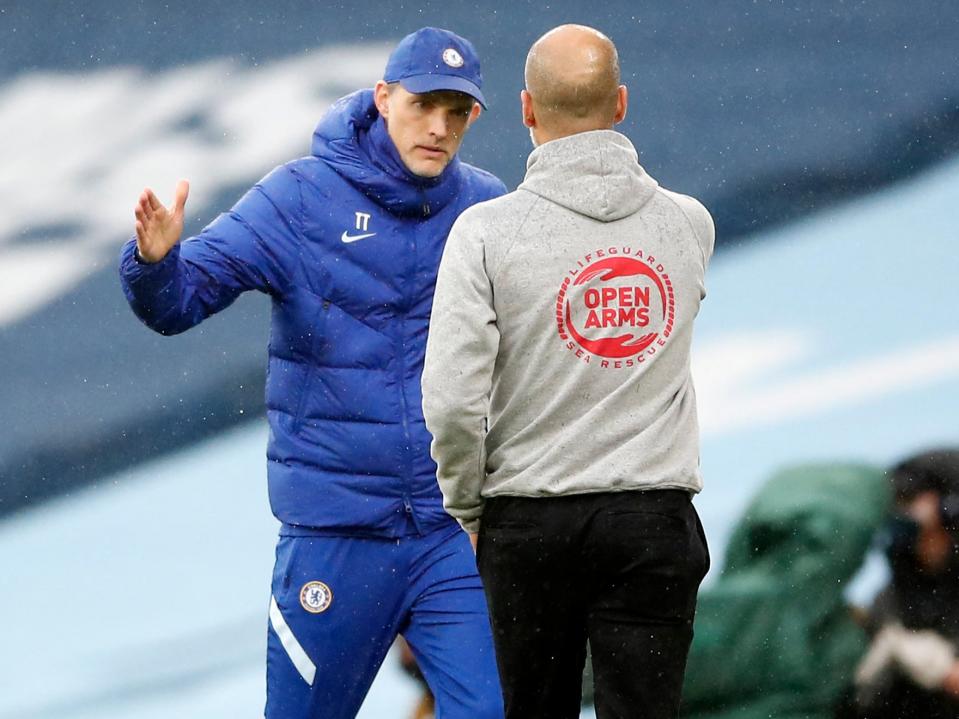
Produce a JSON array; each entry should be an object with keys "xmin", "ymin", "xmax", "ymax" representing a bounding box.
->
[{"xmin": 384, "ymin": 27, "xmax": 487, "ymax": 109}]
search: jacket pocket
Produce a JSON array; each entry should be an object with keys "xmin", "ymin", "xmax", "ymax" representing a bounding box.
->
[{"xmin": 291, "ymin": 298, "xmax": 331, "ymax": 431}]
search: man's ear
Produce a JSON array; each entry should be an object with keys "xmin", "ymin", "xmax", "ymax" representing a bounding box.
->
[
  {"xmin": 465, "ymin": 102, "xmax": 482, "ymax": 129},
  {"xmin": 374, "ymin": 80, "xmax": 391, "ymax": 120},
  {"xmin": 613, "ymin": 85, "xmax": 628, "ymax": 124},
  {"xmin": 521, "ymin": 89, "xmax": 536, "ymax": 128}
]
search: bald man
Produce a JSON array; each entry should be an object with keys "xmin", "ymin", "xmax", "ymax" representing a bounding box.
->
[{"xmin": 422, "ymin": 25, "xmax": 714, "ymax": 718}]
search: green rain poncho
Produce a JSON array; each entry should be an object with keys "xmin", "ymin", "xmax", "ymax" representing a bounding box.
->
[{"xmin": 679, "ymin": 463, "xmax": 890, "ymax": 719}]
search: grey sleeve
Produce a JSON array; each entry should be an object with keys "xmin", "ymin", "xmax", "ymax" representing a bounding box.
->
[
  {"xmin": 695, "ymin": 202, "xmax": 716, "ymax": 268},
  {"xmin": 682, "ymin": 196, "xmax": 715, "ymax": 269},
  {"xmin": 422, "ymin": 209, "xmax": 499, "ymax": 533},
  {"xmin": 663, "ymin": 190, "xmax": 715, "ymax": 270}
]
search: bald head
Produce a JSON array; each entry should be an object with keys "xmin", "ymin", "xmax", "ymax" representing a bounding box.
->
[{"xmin": 524, "ymin": 25, "xmax": 623, "ymax": 140}]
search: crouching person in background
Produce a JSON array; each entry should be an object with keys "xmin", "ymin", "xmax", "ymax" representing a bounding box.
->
[{"xmin": 849, "ymin": 449, "xmax": 959, "ymax": 718}]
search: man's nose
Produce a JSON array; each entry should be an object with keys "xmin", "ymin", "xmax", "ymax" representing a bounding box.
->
[{"xmin": 428, "ymin": 111, "xmax": 450, "ymax": 139}]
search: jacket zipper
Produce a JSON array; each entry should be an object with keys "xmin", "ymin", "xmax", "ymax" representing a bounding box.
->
[{"xmin": 397, "ymin": 213, "xmax": 422, "ymax": 535}]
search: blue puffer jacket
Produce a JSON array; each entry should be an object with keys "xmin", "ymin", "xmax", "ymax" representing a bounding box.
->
[{"xmin": 119, "ymin": 90, "xmax": 506, "ymax": 537}]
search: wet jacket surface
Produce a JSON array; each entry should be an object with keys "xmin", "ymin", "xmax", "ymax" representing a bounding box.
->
[
  {"xmin": 119, "ymin": 89, "xmax": 506, "ymax": 536},
  {"xmin": 679, "ymin": 463, "xmax": 889, "ymax": 719}
]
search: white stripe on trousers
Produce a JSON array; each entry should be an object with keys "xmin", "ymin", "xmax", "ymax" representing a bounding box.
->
[{"xmin": 269, "ymin": 595, "xmax": 316, "ymax": 686}]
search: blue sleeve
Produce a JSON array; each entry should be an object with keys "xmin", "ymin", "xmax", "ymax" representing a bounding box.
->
[
  {"xmin": 119, "ymin": 165, "xmax": 302, "ymax": 336},
  {"xmin": 474, "ymin": 168, "xmax": 508, "ymax": 202}
]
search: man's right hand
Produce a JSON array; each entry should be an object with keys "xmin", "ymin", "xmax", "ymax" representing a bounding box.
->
[{"xmin": 134, "ymin": 180, "xmax": 190, "ymax": 263}]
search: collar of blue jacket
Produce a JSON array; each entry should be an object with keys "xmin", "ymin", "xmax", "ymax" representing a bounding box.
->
[{"xmin": 311, "ymin": 89, "xmax": 463, "ymax": 218}]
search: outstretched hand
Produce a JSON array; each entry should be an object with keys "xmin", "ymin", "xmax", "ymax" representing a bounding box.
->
[{"xmin": 134, "ymin": 180, "xmax": 190, "ymax": 263}]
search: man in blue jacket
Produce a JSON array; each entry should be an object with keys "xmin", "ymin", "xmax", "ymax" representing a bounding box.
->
[{"xmin": 119, "ymin": 27, "xmax": 506, "ymax": 719}]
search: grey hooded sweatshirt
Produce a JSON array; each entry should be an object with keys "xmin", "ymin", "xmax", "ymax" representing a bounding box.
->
[{"xmin": 422, "ymin": 130, "xmax": 714, "ymax": 532}]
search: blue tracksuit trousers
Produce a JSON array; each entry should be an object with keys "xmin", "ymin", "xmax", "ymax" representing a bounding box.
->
[{"xmin": 265, "ymin": 523, "xmax": 503, "ymax": 719}]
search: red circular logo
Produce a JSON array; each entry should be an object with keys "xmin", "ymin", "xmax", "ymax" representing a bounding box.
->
[{"xmin": 556, "ymin": 254, "xmax": 674, "ymax": 360}]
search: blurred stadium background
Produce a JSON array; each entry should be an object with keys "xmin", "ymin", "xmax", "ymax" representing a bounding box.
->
[{"xmin": 1, "ymin": 1, "xmax": 957, "ymax": 717}]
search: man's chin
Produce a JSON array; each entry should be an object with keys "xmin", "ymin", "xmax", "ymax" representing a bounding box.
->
[
  {"xmin": 412, "ymin": 165, "xmax": 447, "ymax": 179},
  {"xmin": 405, "ymin": 156, "xmax": 449, "ymax": 179}
]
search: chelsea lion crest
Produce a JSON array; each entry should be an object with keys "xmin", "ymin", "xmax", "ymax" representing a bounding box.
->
[
  {"xmin": 299, "ymin": 580, "xmax": 333, "ymax": 614},
  {"xmin": 442, "ymin": 48, "xmax": 464, "ymax": 68}
]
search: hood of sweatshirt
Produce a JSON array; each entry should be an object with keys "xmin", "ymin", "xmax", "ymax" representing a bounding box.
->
[
  {"xmin": 311, "ymin": 89, "xmax": 462, "ymax": 217},
  {"xmin": 518, "ymin": 130, "xmax": 658, "ymax": 222}
]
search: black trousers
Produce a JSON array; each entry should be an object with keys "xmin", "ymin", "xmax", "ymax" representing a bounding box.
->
[{"xmin": 476, "ymin": 489, "xmax": 709, "ymax": 719}]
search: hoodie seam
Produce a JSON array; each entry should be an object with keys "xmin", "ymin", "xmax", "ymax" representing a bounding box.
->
[
  {"xmin": 599, "ymin": 141, "xmax": 611, "ymax": 218},
  {"xmin": 659, "ymin": 190, "xmax": 710, "ymax": 271},
  {"xmin": 487, "ymin": 194, "xmax": 542, "ymax": 285}
]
